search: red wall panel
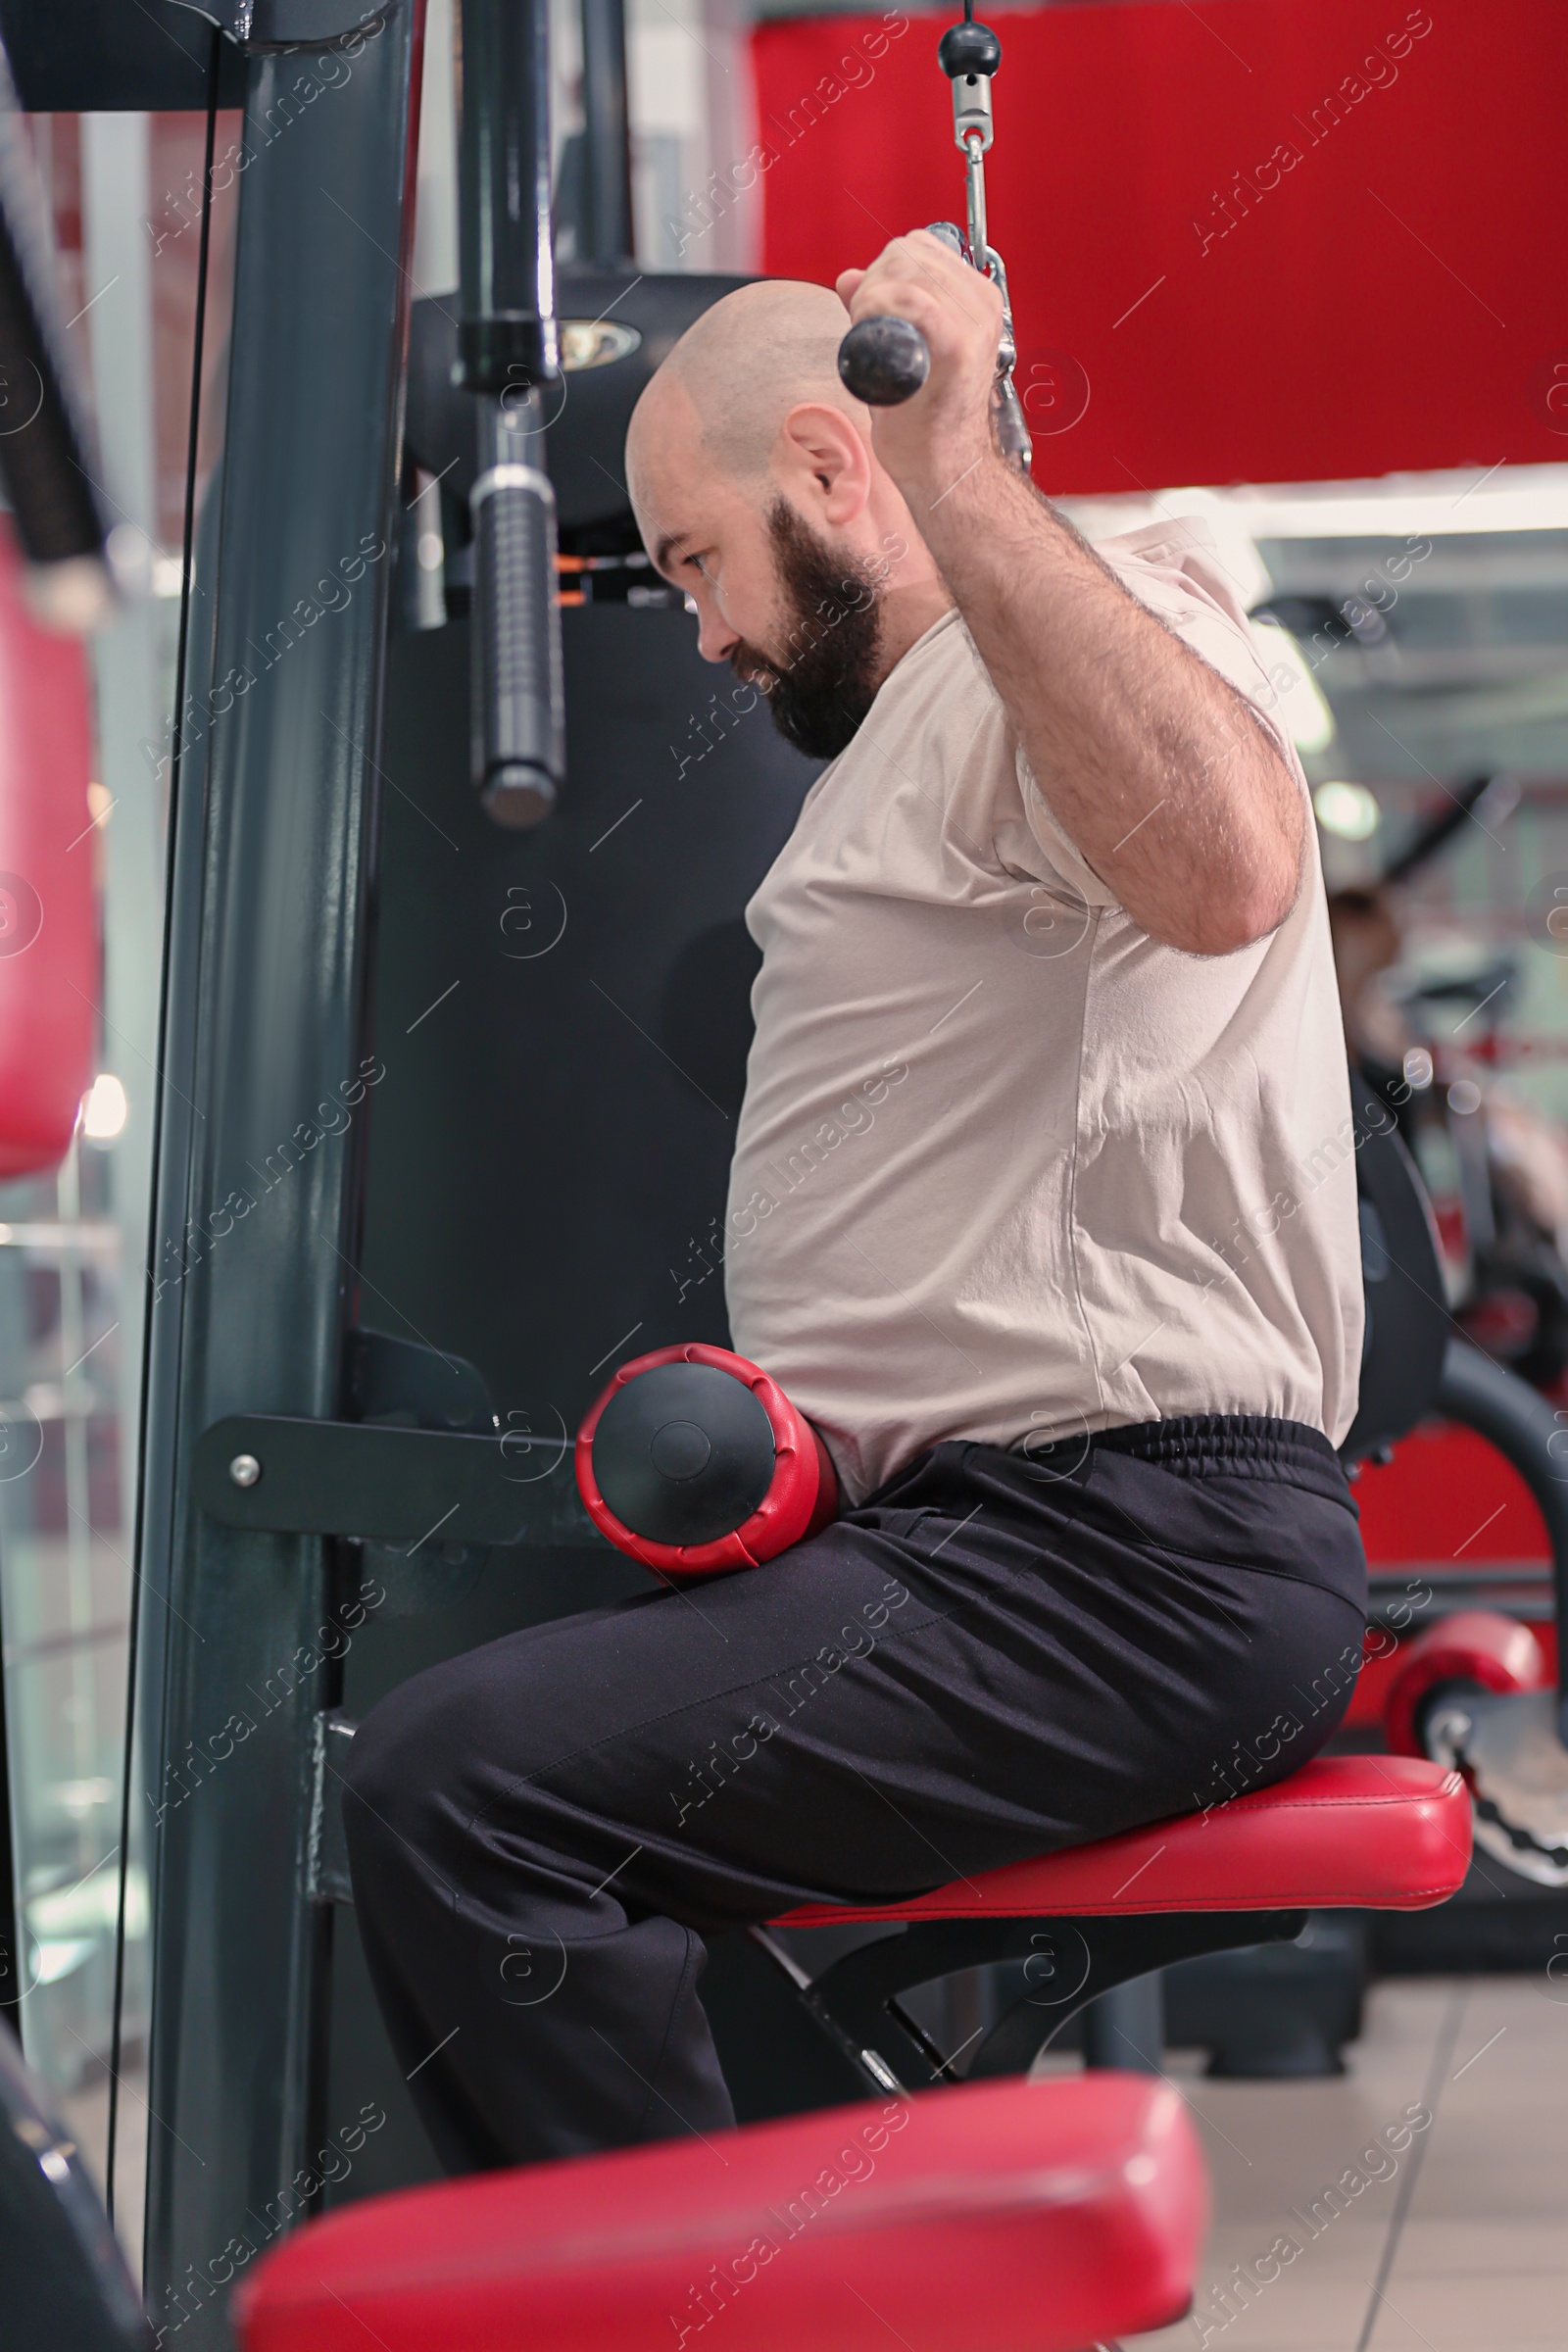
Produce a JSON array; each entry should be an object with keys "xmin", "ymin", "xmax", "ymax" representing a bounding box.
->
[
  {"xmin": 1355, "ymin": 1416, "xmax": 1548, "ymax": 1565},
  {"xmin": 753, "ymin": 0, "xmax": 1568, "ymax": 491}
]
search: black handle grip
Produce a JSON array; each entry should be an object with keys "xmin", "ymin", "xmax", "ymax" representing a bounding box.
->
[
  {"xmin": 837, "ymin": 315, "xmax": 930, "ymax": 407},
  {"xmin": 471, "ymin": 452, "xmax": 564, "ymax": 828}
]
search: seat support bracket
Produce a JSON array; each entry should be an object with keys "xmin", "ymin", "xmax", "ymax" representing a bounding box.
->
[{"xmin": 760, "ymin": 1909, "xmax": 1309, "ymax": 2091}]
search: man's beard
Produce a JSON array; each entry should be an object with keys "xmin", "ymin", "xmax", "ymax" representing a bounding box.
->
[{"xmin": 730, "ymin": 500, "xmax": 885, "ymax": 761}]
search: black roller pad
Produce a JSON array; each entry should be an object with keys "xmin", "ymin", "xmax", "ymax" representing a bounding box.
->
[{"xmin": 592, "ymin": 1364, "xmax": 776, "ymax": 1545}]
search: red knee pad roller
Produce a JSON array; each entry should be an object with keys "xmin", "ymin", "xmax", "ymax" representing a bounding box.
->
[
  {"xmin": 1383, "ymin": 1609, "xmax": 1550, "ymax": 1758},
  {"xmin": 575, "ymin": 1344, "xmax": 839, "ymax": 1576}
]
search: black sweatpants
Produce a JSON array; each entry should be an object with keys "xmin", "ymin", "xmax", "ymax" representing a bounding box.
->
[{"xmin": 342, "ymin": 1416, "xmax": 1367, "ymax": 2174}]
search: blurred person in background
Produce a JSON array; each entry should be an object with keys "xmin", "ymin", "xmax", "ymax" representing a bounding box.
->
[{"xmin": 1327, "ymin": 792, "xmax": 1568, "ymax": 1390}]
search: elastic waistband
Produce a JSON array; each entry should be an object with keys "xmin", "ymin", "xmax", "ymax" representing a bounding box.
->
[{"xmin": 1086, "ymin": 1412, "xmax": 1347, "ymax": 1491}]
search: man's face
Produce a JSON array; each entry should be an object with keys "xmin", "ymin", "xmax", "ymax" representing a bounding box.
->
[
  {"xmin": 630, "ymin": 387, "xmax": 885, "ymax": 760},
  {"xmin": 736, "ymin": 500, "xmax": 884, "ymax": 760}
]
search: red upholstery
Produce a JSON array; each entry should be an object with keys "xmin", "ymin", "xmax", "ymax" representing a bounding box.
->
[
  {"xmin": 776, "ymin": 1757, "xmax": 1470, "ymax": 1927},
  {"xmin": 0, "ymin": 516, "xmax": 96, "ymax": 1176},
  {"xmin": 575, "ymin": 1343, "xmax": 839, "ymax": 1576},
  {"xmin": 1383, "ymin": 1610, "xmax": 1550, "ymax": 1758},
  {"xmin": 233, "ymin": 2075, "xmax": 1207, "ymax": 2352}
]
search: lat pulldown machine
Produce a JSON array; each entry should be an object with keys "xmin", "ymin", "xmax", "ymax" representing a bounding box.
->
[{"xmin": 838, "ymin": 3, "xmax": 1032, "ymax": 477}]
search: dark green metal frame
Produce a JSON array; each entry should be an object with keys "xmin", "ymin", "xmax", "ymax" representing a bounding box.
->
[{"xmin": 132, "ymin": 9, "xmax": 423, "ymax": 2337}]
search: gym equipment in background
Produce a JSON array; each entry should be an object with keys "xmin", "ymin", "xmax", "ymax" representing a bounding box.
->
[
  {"xmin": 1383, "ymin": 1608, "xmax": 1551, "ymax": 1763},
  {"xmin": 835, "ymin": 3, "xmax": 1031, "ymax": 474},
  {"xmin": 0, "ymin": 514, "xmax": 96, "ymax": 1175},
  {"xmin": 0, "ymin": 29, "xmax": 106, "ymax": 1176},
  {"xmin": 1149, "ymin": 1070, "xmax": 1568, "ymax": 2075},
  {"xmin": 1304, "ymin": 747, "xmax": 1568, "ymax": 1394},
  {"xmin": 1385, "ymin": 1607, "xmax": 1568, "ymax": 1889},
  {"xmin": 1345, "ymin": 1106, "xmax": 1568, "ymax": 1892},
  {"xmin": 575, "ymin": 1343, "xmax": 838, "ymax": 1574},
  {"xmin": 1339, "ymin": 1063, "xmax": 1452, "ymax": 1463},
  {"xmin": 454, "ymin": 0, "xmax": 565, "ymax": 827},
  {"xmin": 0, "ymin": 26, "xmax": 114, "ymax": 630}
]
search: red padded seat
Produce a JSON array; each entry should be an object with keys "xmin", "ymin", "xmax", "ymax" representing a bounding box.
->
[
  {"xmin": 234, "ymin": 2074, "xmax": 1206, "ymax": 2352},
  {"xmin": 776, "ymin": 1757, "xmax": 1470, "ymax": 1927}
]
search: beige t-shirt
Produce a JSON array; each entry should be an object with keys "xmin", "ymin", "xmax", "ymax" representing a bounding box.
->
[{"xmin": 723, "ymin": 517, "xmax": 1363, "ymax": 1506}]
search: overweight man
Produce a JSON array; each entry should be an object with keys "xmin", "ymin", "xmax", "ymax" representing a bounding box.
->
[{"xmin": 344, "ymin": 235, "xmax": 1367, "ymax": 2173}]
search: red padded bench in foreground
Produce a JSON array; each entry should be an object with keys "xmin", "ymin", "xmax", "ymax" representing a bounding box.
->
[{"xmin": 236, "ymin": 2072, "xmax": 1206, "ymax": 2352}]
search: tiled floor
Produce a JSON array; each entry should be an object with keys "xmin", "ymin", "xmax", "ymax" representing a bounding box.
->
[{"xmin": 1120, "ymin": 1977, "xmax": 1568, "ymax": 2352}]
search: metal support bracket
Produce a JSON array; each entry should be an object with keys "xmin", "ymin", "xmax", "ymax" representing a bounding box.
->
[
  {"xmin": 168, "ymin": 0, "xmax": 392, "ymax": 51},
  {"xmin": 759, "ymin": 1909, "xmax": 1309, "ymax": 2091},
  {"xmin": 308, "ymin": 1710, "xmax": 359, "ymax": 1904},
  {"xmin": 193, "ymin": 1411, "xmax": 605, "ymax": 1547}
]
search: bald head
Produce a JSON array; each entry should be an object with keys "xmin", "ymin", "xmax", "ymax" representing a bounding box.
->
[
  {"xmin": 628, "ymin": 278, "xmax": 867, "ymax": 496},
  {"xmin": 622, "ymin": 273, "xmax": 951, "ymax": 753}
]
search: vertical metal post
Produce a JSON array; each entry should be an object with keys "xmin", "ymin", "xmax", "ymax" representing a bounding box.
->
[
  {"xmin": 455, "ymin": 0, "xmax": 564, "ymax": 824},
  {"xmin": 135, "ymin": 8, "xmax": 421, "ymax": 2339},
  {"xmin": 579, "ymin": 0, "xmax": 633, "ymax": 264},
  {"xmin": 1083, "ymin": 1973, "xmax": 1164, "ymax": 2073},
  {"xmin": 455, "ymin": 0, "xmax": 556, "ymax": 392}
]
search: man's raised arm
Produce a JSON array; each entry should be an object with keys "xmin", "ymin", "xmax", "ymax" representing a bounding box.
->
[{"xmin": 837, "ymin": 231, "xmax": 1305, "ymax": 957}]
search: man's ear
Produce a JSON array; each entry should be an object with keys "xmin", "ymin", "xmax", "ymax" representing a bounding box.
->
[{"xmin": 776, "ymin": 402, "xmax": 872, "ymax": 528}]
